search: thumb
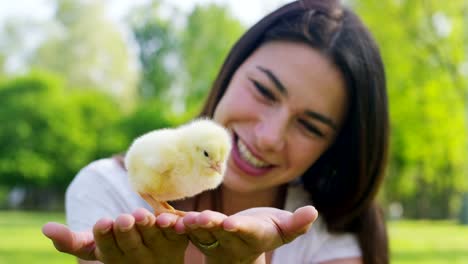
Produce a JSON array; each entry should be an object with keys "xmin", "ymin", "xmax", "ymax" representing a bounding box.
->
[{"xmin": 280, "ymin": 206, "xmax": 318, "ymax": 242}]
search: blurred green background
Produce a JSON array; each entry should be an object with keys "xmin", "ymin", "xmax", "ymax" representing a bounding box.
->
[{"xmin": 0, "ymin": 0, "xmax": 467, "ymax": 263}]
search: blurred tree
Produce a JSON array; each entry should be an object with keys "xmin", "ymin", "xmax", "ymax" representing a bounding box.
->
[
  {"xmin": 0, "ymin": 20, "xmax": 20, "ymax": 75},
  {"xmin": 0, "ymin": 18, "xmax": 38, "ymax": 76},
  {"xmin": 127, "ymin": 0, "xmax": 180, "ymax": 102},
  {"xmin": 118, "ymin": 99, "xmax": 184, "ymax": 145},
  {"xmin": 181, "ymin": 3, "xmax": 244, "ymax": 113},
  {"xmin": 68, "ymin": 89, "xmax": 128, "ymax": 160},
  {"xmin": 354, "ymin": 0, "xmax": 467, "ymax": 218},
  {"xmin": 31, "ymin": 0, "xmax": 138, "ymax": 109},
  {"xmin": 0, "ymin": 55, "xmax": 5, "ymax": 80},
  {"xmin": 0, "ymin": 71, "xmax": 124, "ymax": 192},
  {"xmin": 462, "ymin": 1, "xmax": 468, "ymax": 225},
  {"xmin": 125, "ymin": 2, "xmax": 244, "ymax": 116}
]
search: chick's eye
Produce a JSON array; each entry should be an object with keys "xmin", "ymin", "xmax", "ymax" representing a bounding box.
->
[{"xmin": 203, "ymin": 150, "xmax": 209, "ymax": 157}]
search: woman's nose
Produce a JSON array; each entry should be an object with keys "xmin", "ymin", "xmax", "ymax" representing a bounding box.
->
[{"xmin": 254, "ymin": 114, "xmax": 288, "ymax": 152}]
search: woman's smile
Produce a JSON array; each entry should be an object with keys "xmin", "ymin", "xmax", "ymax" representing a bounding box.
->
[{"xmin": 231, "ymin": 133, "xmax": 274, "ymax": 177}]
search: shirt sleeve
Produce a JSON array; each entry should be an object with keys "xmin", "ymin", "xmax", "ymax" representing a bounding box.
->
[{"xmin": 65, "ymin": 158, "xmax": 151, "ymax": 232}]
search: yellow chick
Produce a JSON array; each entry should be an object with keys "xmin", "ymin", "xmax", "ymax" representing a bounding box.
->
[{"xmin": 124, "ymin": 118, "xmax": 232, "ymax": 216}]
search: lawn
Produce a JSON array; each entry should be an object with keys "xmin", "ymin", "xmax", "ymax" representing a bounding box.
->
[
  {"xmin": 0, "ymin": 211, "xmax": 467, "ymax": 263},
  {"xmin": 0, "ymin": 211, "xmax": 75, "ymax": 264},
  {"xmin": 388, "ymin": 220, "xmax": 468, "ymax": 264}
]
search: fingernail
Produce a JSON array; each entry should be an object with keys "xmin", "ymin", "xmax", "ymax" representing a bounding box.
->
[
  {"xmin": 202, "ymin": 221, "xmax": 214, "ymax": 228},
  {"xmin": 224, "ymin": 226, "xmax": 237, "ymax": 232},
  {"xmin": 159, "ymin": 220, "xmax": 171, "ymax": 228},
  {"xmin": 119, "ymin": 222, "xmax": 133, "ymax": 232},
  {"xmin": 100, "ymin": 225, "xmax": 112, "ymax": 234},
  {"xmin": 136, "ymin": 216, "xmax": 149, "ymax": 226}
]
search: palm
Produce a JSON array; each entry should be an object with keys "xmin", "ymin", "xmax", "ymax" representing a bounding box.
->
[{"xmin": 182, "ymin": 206, "xmax": 317, "ymax": 263}]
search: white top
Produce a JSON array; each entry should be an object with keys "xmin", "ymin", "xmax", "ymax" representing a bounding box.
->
[{"xmin": 66, "ymin": 158, "xmax": 361, "ymax": 263}]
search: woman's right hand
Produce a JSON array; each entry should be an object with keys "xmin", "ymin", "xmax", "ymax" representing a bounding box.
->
[{"xmin": 42, "ymin": 208, "xmax": 189, "ymax": 264}]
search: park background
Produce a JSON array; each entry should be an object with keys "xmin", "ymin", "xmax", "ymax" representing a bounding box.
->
[{"xmin": 0, "ymin": 0, "xmax": 467, "ymax": 263}]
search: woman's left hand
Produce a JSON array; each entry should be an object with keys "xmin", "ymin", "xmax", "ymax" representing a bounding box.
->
[{"xmin": 177, "ymin": 205, "xmax": 318, "ymax": 264}]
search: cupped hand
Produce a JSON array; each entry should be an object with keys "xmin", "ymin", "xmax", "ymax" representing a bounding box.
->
[
  {"xmin": 42, "ymin": 208, "xmax": 189, "ymax": 264},
  {"xmin": 178, "ymin": 206, "xmax": 318, "ymax": 264}
]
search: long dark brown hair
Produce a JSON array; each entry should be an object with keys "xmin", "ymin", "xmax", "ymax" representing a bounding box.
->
[{"xmin": 199, "ymin": 0, "xmax": 389, "ymax": 263}]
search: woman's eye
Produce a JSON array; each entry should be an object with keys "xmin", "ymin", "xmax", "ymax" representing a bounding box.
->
[
  {"xmin": 298, "ymin": 119, "xmax": 324, "ymax": 138},
  {"xmin": 248, "ymin": 78, "xmax": 276, "ymax": 101}
]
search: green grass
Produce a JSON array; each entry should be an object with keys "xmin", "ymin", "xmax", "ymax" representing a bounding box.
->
[
  {"xmin": 0, "ymin": 211, "xmax": 467, "ymax": 263},
  {"xmin": 0, "ymin": 211, "xmax": 75, "ymax": 264},
  {"xmin": 389, "ymin": 220, "xmax": 468, "ymax": 264}
]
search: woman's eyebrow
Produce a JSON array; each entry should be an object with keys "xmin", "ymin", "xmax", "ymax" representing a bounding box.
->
[
  {"xmin": 256, "ymin": 65, "xmax": 288, "ymax": 96},
  {"xmin": 305, "ymin": 110, "xmax": 338, "ymax": 131},
  {"xmin": 256, "ymin": 65, "xmax": 338, "ymax": 131}
]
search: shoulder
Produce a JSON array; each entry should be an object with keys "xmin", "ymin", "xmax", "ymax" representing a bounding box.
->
[
  {"xmin": 65, "ymin": 157, "xmax": 134, "ymax": 206},
  {"xmin": 66, "ymin": 158, "xmax": 127, "ymax": 193},
  {"xmin": 79, "ymin": 157, "xmax": 125, "ymax": 178}
]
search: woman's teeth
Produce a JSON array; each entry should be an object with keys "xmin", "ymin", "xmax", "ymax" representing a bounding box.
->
[{"xmin": 237, "ymin": 139, "xmax": 270, "ymax": 168}]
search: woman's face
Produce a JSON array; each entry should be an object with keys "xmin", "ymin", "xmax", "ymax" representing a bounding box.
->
[{"xmin": 213, "ymin": 41, "xmax": 348, "ymax": 193}]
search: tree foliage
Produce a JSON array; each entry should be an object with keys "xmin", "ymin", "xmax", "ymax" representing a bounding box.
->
[
  {"xmin": 0, "ymin": 72, "xmax": 124, "ymax": 190},
  {"xmin": 128, "ymin": 1, "xmax": 180, "ymax": 102},
  {"xmin": 181, "ymin": 3, "xmax": 245, "ymax": 112},
  {"xmin": 354, "ymin": 0, "xmax": 467, "ymax": 218},
  {"xmin": 31, "ymin": 0, "xmax": 139, "ymax": 108},
  {"xmin": 127, "ymin": 2, "xmax": 245, "ymax": 114}
]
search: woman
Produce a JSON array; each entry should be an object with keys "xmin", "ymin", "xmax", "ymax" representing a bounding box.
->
[{"xmin": 43, "ymin": 0, "xmax": 389, "ymax": 263}]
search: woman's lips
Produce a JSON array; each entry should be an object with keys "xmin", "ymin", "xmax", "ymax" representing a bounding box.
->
[{"xmin": 231, "ymin": 134, "xmax": 273, "ymax": 177}]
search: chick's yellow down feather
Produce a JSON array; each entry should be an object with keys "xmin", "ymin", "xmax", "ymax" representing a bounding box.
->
[{"xmin": 124, "ymin": 118, "xmax": 232, "ymax": 215}]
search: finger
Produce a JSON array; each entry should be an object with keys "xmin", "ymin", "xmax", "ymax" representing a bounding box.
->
[
  {"xmin": 186, "ymin": 211, "xmax": 225, "ymax": 248},
  {"xmin": 133, "ymin": 207, "xmax": 155, "ymax": 224},
  {"xmin": 197, "ymin": 210, "xmax": 227, "ymax": 228},
  {"xmin": 156, "ymin": 213, "xmax": 186, "ymax": 241},
  {"xmin": 182, "ymin": 211, "xmax": 199, "ymax": 228},
  {"xmin": 42, "ymin": 222, "xmax": 96, "ymax": 260},
  {"xmin": 223, "ymin": 215, "xmax": 263, "ymax": 232},
  {"xmin": 113, "ymin": 214, "xmax": 147, "ymax": 254},
  {"xmin": 174, "ymin": 215, "xmax": 186, "ymax": 234},
  {"xmin": 132, "ymin": 208, "xmax": 160, "ymax": 248},
  {"xmin": 93, "ymin": 217, "xmax": 123, "ymax": 261}
]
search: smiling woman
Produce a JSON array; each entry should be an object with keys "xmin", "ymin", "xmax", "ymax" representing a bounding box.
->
[
  {"xmin": 42, "ymin": 1, "xmax": 389, "ymax": 263},
  {"xmin": 213, "ymin": 41, "xmax": 348, "ymax": 193}
]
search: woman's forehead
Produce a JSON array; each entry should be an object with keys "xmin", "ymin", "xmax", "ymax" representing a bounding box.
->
[
  {"xmin": 239, "ymin": 41, "xmax": 348, "ymax": 127},
  {"xmin": 244, "ymin": 42, "xmax": 343, "ymax": 93}
]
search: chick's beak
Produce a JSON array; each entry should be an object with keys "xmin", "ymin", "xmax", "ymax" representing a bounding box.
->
[{"xmin": 210, "ymin": 162, "xmax": 222, "ymax": 174}]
